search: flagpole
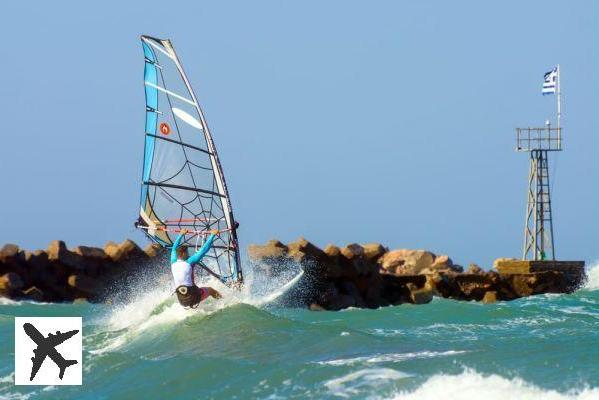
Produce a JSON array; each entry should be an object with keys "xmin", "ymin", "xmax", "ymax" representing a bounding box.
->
[{"xmin": 556, "ymin": 64, "xmax": 561, "ymax": 147}]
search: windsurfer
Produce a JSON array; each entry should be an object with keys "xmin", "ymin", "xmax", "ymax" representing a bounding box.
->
[{"xmin": 171, "ymin": 229, "xmax": 223, "ymax": 308}]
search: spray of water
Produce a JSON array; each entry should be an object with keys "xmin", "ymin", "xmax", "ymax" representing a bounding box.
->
[
  {"xmin": 583, "ymin": 261, "xmax": 599, "ymax": 291},
  {"xmin": 88, "ymin": 256, "xmax": 304, "ymax": 354}
]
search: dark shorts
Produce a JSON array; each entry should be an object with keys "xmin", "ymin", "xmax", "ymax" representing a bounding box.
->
[{"xmin": 175, "ymin": 286, "xmax": 209, "ymax": 308}]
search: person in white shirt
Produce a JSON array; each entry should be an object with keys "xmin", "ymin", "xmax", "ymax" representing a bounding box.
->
[{"xmin": 170, "ymin": 229, "xmax": 222, "ymax": 308}]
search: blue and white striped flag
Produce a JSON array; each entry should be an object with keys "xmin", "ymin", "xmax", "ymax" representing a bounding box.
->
[{"xmin": 542, "ymin": 67, "xmax": 557, "ymax": 95}]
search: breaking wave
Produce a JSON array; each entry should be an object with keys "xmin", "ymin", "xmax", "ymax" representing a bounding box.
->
[
  {"xmin": 325, "ymin": 368, "xmax": 411, "ymax": 398},
  {"xmin": 86, "ymin": 261, "xmax": 304, "ymax": 355},
  {"xmin": 583, "ymin": 261, "xmax": 599, "ymax": 291},
  {"xmin": 316, "ymin": 350, "xmax": 468, "ymax": 366},
  {"xmin": 391, "ymin": 369, "xmax": 599, "ymax": 400}
]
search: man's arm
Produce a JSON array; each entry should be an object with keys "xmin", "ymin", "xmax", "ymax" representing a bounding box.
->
[
  {"xmin": 170, "ymin": 231, "xmax": 186, "ymax": 264},
  {"xmin": 187, "ymin": 232, "xmax": 217, "ymax": 265}
]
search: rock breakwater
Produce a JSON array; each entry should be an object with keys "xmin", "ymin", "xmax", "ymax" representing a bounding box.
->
[
  {"xmin": 0, "ymin": 238, "xmax": 585, "ymax": 310},
  {"xmin": 0, "ymin": 241, "xmax": 164, "ymax": 303},
  {"xmin": 248, "ymin": 238, "xmax": 586, "ymax": 310}
]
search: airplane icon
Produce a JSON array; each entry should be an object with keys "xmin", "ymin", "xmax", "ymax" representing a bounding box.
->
[{"xmin": 22, "ymin": 322, "xmax": 79, "ymax": 381}]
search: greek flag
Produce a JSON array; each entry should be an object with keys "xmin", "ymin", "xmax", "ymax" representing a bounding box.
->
[{"xmin": 542, "ymin": 67, "xmax": 557, "ymax": 95}]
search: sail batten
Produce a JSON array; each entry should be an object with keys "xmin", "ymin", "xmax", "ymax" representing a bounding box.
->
[{"xmin": 137, "ymin": 35, "xmax": 243, "ymax": 284}]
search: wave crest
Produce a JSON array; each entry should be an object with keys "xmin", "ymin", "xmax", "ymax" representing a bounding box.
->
[
  {"xmin": 584, "ymin": 262, "xmax": 599, "ymax": 291},
  {"xmin": 392, "ymin": 370, "xmax": 599, "ymax": 400}
]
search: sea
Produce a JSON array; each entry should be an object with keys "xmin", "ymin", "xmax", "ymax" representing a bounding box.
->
[{"xmin": 1, "ymin": 262, "xmax": 598, "ymax": 400}]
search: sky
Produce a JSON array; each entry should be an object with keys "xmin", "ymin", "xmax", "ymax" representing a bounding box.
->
[{"xmin": 0, "ymin": 1, "xmax": 597, "ymax": 268}]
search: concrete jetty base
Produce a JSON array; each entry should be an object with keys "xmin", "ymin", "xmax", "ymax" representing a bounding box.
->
[
  {"xmin": 494, "ymin": 260, "xmax": 585, "ymax": 275},
  {"xmin": 494, "ymin": 259, "xmax": 586, "ymax": 295}
]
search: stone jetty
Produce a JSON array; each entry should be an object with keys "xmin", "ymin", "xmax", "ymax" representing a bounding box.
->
[
  {"xmin": 0, "ymin": 238, "xmax": 586, "ymax": 309},
  {"xmin": 0, "ymin": 241, "xmax": 164, "ymax": 303},
  {"xmin": 248, "ymin": 238, "xmax": 586, "ymax": 310}
]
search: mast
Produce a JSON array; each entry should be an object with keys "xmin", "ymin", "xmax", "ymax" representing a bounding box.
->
[
  {"xmin": 165, "ymin": 40, "xmax": 243, "ymax": 282},
  {"xmin": 556, "ymin": 64, "xmax": 562, "ymax": 147}
]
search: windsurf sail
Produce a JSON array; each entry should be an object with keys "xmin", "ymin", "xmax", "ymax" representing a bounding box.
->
[{"xmin": 136, "ymin": 35, "xmax": 243, "ymax": 285}]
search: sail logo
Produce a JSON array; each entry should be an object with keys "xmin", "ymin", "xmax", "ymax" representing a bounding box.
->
[
  {"xmin": 159, "ymin": 122, "xmax": 171, "ymax": 135},
  {"xmin": 14, "ymin": 317, "xmax": 82, "ymax": 385}
]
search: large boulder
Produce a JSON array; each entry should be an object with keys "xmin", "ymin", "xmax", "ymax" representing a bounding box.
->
[
  {"xmin": 356, "ymin": 273, "xmax": 385, "ymax": 308},
  {"xmin": 380, "ymin": 274, "xmax": 426, "ymax": 304},
  {"xmin": 104, "ymin": 240, "xmax": 148, "ymax": 264},
  {"xmin": 323, "ymin": 244, "xmax": 343, "ymax": 278},
  {"xmin": 72, "ymin": 245, "xmax": 112, "ymax": 277},
  {"xmin": 432, "ymin": 254, "xmax": 453, "ymax": 268},
  {"xmin": 482, "ymin": 291, "xmax": 498, "ymax": 304},
  {"xmin": 329, "ymin": 294, "xmax": 357, "ymax": 310},
  {"xmin": 286, "ymin": 238, "xmax": 328, "ymax": 277},
  {"xmin": 467, "ymin": 263, "xmax": 484, "ymax": 274},
  {"xmin": 407, "ymin": 283, "xmax": 433, "ymax": 304},
  {"xmin": 0, "ymin": 272, "xmax": 24, "ymax": 292},
  {"xmin": 287, "ymin": 237, "xmax": 327, "ymax": 265},
  {"xmin": 361, "ymin": 243, "xmax": 387, "ymax": 264},
  {"xmin": 340, "ymin": 243, "xmax": 372, "ymax": 276},
  {"xmin": 25, "ymin": 250, "xmax": 59, "ymax": 287},
  {"xmin": 0, "ymin": 244, "xmax": 19, "ymax": 263},
  {"xmin": 28, "ymin": 250, "xmax": 49, "ymax": 270},
  {"xmin": 421, "ymin": 255, "xmax": 463, "ymax": 274},
  {"xmin": 103, "ymin": 241, "xmax": 120, "ymax": 259},
  {"xmin": 248, "ymin": 240, "xmax": 289, "ymax": 262},
  {"xmin": 22, "ymin": 286, "xmax": 45, "ymax": 302},
  {"xmin": 380, "ymin": 249, "xmax": 435, "ymax": 275},
  {"xmin": 72, "ymin": 246, "xmax": 109, "ymax": 261},
  {"xmin": 424, "ymin": 273, "xmax": 442, "ymax": 296},
  {"xmin": 248, "ymin": 240, "xmax": 292, "ymax": 277},
  {"xmin": 67, "ymin": 274, "xmax": 98, "ymax": 295},
  {"xmin": 454, "ymin": 274, "xmax": 493, "ymax": 300},
  {"xmin": 47, "ymin": 240, "xmax": 85, "ymax": 271},
  {"xmin": 337, "ymin": 280, "xmax": 366, "ymax": 308},
  {"xmin": 144, "ymin": 243, "xmax": 165, "ymax": 258},
  {"xmin": 318, "ymin": 284, "xmax": 357, "ymax": 311}
]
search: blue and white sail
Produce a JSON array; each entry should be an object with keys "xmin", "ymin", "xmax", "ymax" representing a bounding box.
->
[{"xmin": 136, "ymin": 35, "xmax": 243, "ymax": 284}]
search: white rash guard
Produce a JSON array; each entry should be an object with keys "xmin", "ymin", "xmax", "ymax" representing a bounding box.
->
[
  {"xmin": 169, "ymin": 233, "xmax": 217, "ymax": 288},
  {"xmin": 171, "ymin": 259, "xmax": 194, "ymax": 287}
]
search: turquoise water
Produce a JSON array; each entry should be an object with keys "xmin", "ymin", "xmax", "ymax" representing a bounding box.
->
[{"xmin": 1, "ymin": 265, "xmax": 598, "ymax": 399}]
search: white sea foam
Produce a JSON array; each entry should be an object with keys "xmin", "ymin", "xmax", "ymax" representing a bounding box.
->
[
  {"xmin": 325, "ymin": 368, "xmax": 410, "ymax": 398},
  {"xmin": 391, "ymin": 370, "xmax": 599, "ymax": 400},
  {"xmin": 584, "ymin": 261, "xmax": 599, "ymax": 290},
  {"xmin": 316, "ymin": 350, "xmax": 467, "ymax": 366},
  {"xmin": 0, "ymin": 373, "xmax": 33, "ymax": 400},
  {"xmin": 369, "ymin": 328, "xmax": 404, "ymax": 337},
  {"xmin": 88, "ymin": 274, "xmax": 216, "ymax": 355},
  {"xmin": 89, "ymin": 262, "xmax": 304, "ymax": 355},
  {"xmin": 0, "ymin": 392, "xmax": 33, "ymax": 400},
  {"xmin": 254, "ymin": 270, "xmax": 304, "ymax": 305},
  {"xmin": 0, "ymin": 372, "xmax": 14, "ymax": 383},
  {"xmin": 0, "ymin": 297, "xmax": 20, "ymax": 305},
  {"xmin": 556, "ymin": 306, "xmax": 599, "ymax": 319},
  {"xmin": 0, "ymin": 297, "xmax": 51, "ymax": 306}
]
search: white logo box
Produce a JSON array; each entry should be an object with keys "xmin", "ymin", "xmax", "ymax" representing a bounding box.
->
[{"xmin": 14, "ymin": 317, "xmax": 82, "ymax": 386}]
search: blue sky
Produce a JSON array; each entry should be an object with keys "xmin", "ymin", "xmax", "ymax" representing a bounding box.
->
[{"xmin": 1, "ymin": 1, "xmax": 597, "ymax": 268}]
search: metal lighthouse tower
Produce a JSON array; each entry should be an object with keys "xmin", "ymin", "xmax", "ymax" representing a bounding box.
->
[
  {"xmin": 516, "ymin": 65, "xmax": 562, "ymax": 261},
  {"xmin": 495, "ymin": 65, "xmax": 584, "ymax": 285}
]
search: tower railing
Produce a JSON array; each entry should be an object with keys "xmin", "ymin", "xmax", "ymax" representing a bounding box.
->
[{"xmin": 516, "ymin": 127, "xmax": 562, "ymax": 152}]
